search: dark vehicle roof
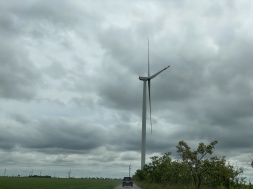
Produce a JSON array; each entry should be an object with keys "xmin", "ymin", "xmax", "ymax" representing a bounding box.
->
[{"xmin": 123, "ymin": 177, "xmax": 132, "ymax": 180}]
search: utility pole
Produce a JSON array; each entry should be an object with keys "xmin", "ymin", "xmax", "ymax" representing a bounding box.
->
[
  {"xmin": 68, "ymin": 169, "xmax": 71, "ymax": 178},
  {"xmin": 4, "ymin": 168, "xmax": 6, "ymax": 177},
  {"xmin": 129, "ymin": 164, "xmax": 131, "ymax": 177}
]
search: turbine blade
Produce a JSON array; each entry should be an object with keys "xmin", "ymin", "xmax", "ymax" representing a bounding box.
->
[
  {"xmin": 148, "ymin": 79, "xmax": 152, "ymax": 134},
  {"xmin": 149, "ymin": 65, "xmax": 170, "ymax": 80},
  {"xmin": 147, "ymin": 37, "xmax": 150, "ymax": 77}
]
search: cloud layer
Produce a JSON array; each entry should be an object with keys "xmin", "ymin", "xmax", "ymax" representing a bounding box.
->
[{"xmin": 1, "ymin": 0, "xmax": 253, "ymax": 179}]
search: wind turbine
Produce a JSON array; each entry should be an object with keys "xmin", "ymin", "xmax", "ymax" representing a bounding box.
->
[{"xmin": 139, "ymin": 38, "xmax": 170, "ymax": 169}]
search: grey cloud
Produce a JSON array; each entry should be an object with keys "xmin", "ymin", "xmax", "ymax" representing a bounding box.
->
[
  {"xmin": 43, "ymin": 62, "xmax": 67, "ymax": 79},
  {"xmin": 107, "ymin": 122, "xmax": 141, "ymax": 152},
  {"xmin": 0, "ymin": 124, "xmax": 18, "ymax": 150},
  {"xmin": 0, "ymin": 38, "xmax": 40, "ymax": 100},
  {"xmin": 0, "ymin": 2, "xmax": 42, "ymax": 100},
  {"xmin": 25, "ymin": 119, "xmax": 106, "ymax": 152},
  {"xmin": 6, "ymin": 1, "xmax": 82, "ymax": 30},
  {"xmin": 0, "ymin": 117, "xmax": 107, "ymax": 154},
  {"xmin": 1, "ymin": 0, "xmax": 253, "ymax": 179},
  {"xmin": 0, "ymin": 11, "xmax": 21, "ymax": 37},
  {"xmin": 8, "ymin": 112, "xmax": 31, "ymax": 124}
]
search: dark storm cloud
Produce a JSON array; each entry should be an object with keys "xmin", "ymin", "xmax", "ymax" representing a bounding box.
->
[
  {"xmin": 0, "ymin": 11, "xmax": 20, "ymax": 37},
  {"xmin": 0, "ymin": 117, "xmax": 107, "ymax": 154},
  {"xmin": 0, "ymin": 0, "xmax": 100, "ymax": 99},
  {"xmin": 2, "ymin": 0, "xmax": 84, "ymax": 33},
  {"xmin": 28, "ymin": 119, "xmax": 107, "ymax": 152},
  {"xmin": 98, "ymin": 75, "xmax": 142, "ymax": 111},
  {"xmin": 0, "ymin": 2, "xmax": 42, "ymax": 100},
  {"xmin": 108, "ymin": 123, "xmax": 141, "ymax": 152},
  {"xmin": 0, "ymin": 38, "xmax": 41, "ymax": 99}
]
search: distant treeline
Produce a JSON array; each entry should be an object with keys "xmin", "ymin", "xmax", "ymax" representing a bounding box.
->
[
  {"xmin": 29, "ymin": 175, "xmax": 51, "ymax": 178},
  {"xmin": 0, "ymin": 175, "xmax": 121, "ymax": 180},
  {"xmin": 81, "ymin": 177, "xmax": 120, "ymax": 180}
]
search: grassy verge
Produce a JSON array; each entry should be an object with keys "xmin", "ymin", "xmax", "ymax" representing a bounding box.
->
[
  {"xmin": 0, "ymin": 177, "xmax": 121, "ymax": 189},
  {"xmin": 135, "ymin": 182, "xmax": 191, "ymax": 189}
]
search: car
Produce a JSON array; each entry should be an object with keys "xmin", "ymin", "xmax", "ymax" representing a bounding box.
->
[{"xmin": 122, "ymin": 176, "xmax": 133, "ymax": 187}]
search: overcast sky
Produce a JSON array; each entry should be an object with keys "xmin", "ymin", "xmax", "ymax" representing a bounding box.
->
[{"xmin": 1, "ymin": 0, "xmax": 253, "ymax": 180}]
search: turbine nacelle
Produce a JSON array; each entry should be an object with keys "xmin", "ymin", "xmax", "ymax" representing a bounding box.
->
[
  {"xmin": 139, "ymin": 65, "xmax": 170, "ymax": 81},
  {"xmin": 139, "ymin": 76, "xmax": 148, "ymax": 81}
]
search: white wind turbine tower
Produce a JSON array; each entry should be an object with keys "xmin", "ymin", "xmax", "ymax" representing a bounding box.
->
[{"xmin": 139, "ymin": 38, "xmax": 170, "ymax": 169}]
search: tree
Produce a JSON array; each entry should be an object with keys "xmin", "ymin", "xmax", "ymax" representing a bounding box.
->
[
  {"xmin": 176, "ymin": 140, "xmax": 218, "ymax": 189},
  {"xmin": 144, "ymin": 152, "xmax": 172, "ymax": 184},
  {"xmin": 134, "ymin": 140, "xmax": 244, "ymax": 189}
]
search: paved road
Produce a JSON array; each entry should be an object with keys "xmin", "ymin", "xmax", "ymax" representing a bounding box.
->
[{"xmin": 114, "ymin": 183, "xmax": 142, "ymax": 189}]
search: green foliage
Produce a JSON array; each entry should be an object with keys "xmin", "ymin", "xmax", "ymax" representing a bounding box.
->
[
  {"xmin": 0, "ymin": 177, "xmax": 120, "ymax": 189},
  {"xmin": 176, "ymin": 140, "xmax": 218, "ymax": 189},
  {"xmin": 133, "ymin": 140, "xmax": 245, "ymax": 189}
]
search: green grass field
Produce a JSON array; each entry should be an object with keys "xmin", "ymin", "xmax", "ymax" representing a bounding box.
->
[{"xmin": 0, "ymin": 177, "xmax": 121, "ymax": 189}]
